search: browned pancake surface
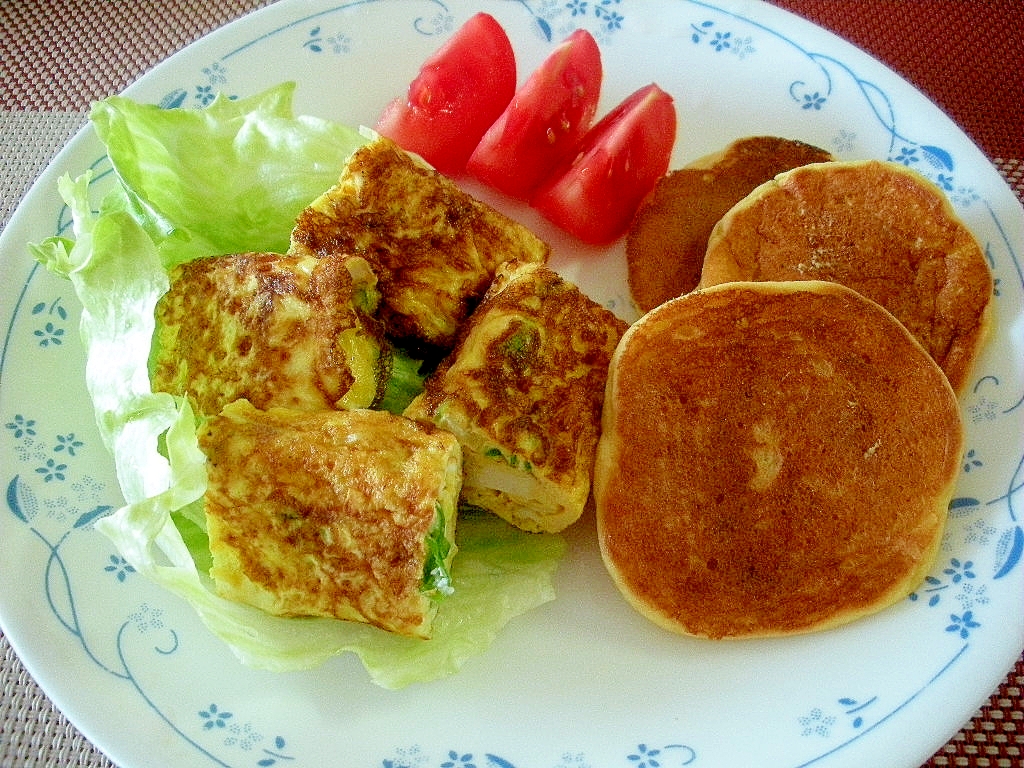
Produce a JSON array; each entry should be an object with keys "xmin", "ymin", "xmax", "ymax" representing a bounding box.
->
[
  {"xmin": 595, "ymin": 281, "xmax": 963, "ymax": 638},
  {"xmin": 625, "ymin": 136, "xmax": 832, "ymax": 312},
  {"xmin": 700, "ymin": 160, "xmax": 992, "ymax": 393}
]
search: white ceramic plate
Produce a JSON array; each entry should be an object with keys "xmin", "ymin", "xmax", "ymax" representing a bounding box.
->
[{"xmin": 2, "ymin": 1, "xmax": 1022, "ymax": 766}]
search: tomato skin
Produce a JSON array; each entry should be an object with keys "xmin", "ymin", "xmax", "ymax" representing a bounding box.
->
[
  {"xmin": 466, "ymin": 28, "xmax": 602, "ymax": 200},
  {"xmin": 532, "ymin": 84, "xmax": 677, "ymax": 245},
  {"xmin": 375, "ymin": 13, "xmax": 516, "ymax": 175}
]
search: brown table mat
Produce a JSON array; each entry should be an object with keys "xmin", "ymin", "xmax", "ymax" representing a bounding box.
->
[{"xmin": 1, "ymin": 2, "xmax": 1022, "ymax": 767}]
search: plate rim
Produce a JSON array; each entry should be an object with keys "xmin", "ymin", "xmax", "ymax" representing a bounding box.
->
[{"xmin": 1, "ymin": 1, "xmax": 1022, "ymax": 767}]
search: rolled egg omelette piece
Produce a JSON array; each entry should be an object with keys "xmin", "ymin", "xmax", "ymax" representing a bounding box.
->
[
  {"xmin": 404, "ymin": 260, "xmax": 627, "ymax": 534},
  {"xmin": 594, "ymin": 280, "xmax": 963, "ymax": 639},
  {"xmin": 699, "ymin": 160, "xmax": 993, "ymax": 395},
  {"xmin": 198, "ymin": 400, "xmax": 462, "ymax": 639},
  {"xmin": 152, "ymin": 251, "xmax": 388, "ymax": 417}
]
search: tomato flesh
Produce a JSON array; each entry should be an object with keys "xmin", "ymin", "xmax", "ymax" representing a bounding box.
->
[
  {"xmin": 466, "ymin": 29, "xmax": 602, "ymax": 200},
  {"xmin": 375, "ymin": 13, "xmax": 516, "ymax": 175},
  {"xmin": 532, "ymin": 84, "xmax": 677, "ymax": 245}
]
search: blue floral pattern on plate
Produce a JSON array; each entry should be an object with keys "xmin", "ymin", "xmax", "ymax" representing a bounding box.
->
[{"xmin": 1, "ymin": 1, "xmax": 1022, "ymax": 766}]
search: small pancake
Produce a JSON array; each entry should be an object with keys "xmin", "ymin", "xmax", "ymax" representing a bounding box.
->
[
  {"xmin": 625, "ymin": 136, "xmax": 833, "ymax": 312},
  {"xmin": 699, "ymin": 159, "xmax": 993, "ymax": 394},
  {"xmin": 594, "ymin": 281, "xmax": 963, "ymax": 639}
]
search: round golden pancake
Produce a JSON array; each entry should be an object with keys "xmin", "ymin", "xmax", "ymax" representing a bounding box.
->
[
  {"xmin": 594, "ymin": 281, "xmax": 963, "ymax": 639},
  {"xmin": 699, "ymin": 159, "xmax": 992, "ymax": 394},
  {"xmin": 626, "ymin": 136, "xmax": 833, "ymax": 313}
]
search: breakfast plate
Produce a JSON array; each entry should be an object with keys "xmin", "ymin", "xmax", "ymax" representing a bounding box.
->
[{"xmin": 1, "ymin": 1, "xmax": 1022, "ymax": 766}]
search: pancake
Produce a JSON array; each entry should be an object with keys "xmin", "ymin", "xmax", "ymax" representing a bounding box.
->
[
  {"xmin": 699, "ymin": 159, "xmax": 993, "ymax": 394},
  {"xmin": 594, "ymin": 281, "xmax": 963, "ymax": 639},
  {"xmin": 625, "ymin": 136, "xmax": 833, "ymax": 312}
]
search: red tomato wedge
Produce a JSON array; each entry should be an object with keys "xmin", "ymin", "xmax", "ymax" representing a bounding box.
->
[
  {"xmin": 466, "ymin": 28, "xmax": 602, "ymax": 200},
  {"xmin": 532, "ymin": 83, "xmax": 677, "ymax": 245},
  {"xmin": 375, "ymin": 13, "xmax": 516, "ymax": 175}
]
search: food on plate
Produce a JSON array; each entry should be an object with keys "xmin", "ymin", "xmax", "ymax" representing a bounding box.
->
[
  {"xmin": 290, "ymin": 135, "xmax": 550, "ymax": 351},
  {"xmin": 532, "ymin": 83, "xmax": 677, "ymax": 245},
  {"xmin": 626, "ymin": 136, "xmax": 833, "ymax": 311},
  {"xmin": 467, "ymin": 28, "xmax": 603, "ymax": 200},
  {"xmin": 26, "ymin": 1, "xmax": 988, "ymax": 687},
  {"xmin": 375, "ymin": 12, "xmax": 516, "ymax": 175},
  {"xmin": 595, "ymin": 280, "xmax": 964, "ymax": 639},
  {"xmin": 199, "ymin": 400, "xmax": 461, "ymax": 638},
  {"xmin": 699, "ymin": 159, "xmax": 993, "ymax": 394},
  {"xmin": 405, "ymin": 260, "xmax": 627, "ymax": 533},
  {"xmin": 32, "ymin": 86, "xmax": 567, "ymax": 685},
  {"xmin": 151, "ymin": 251, "xmax": 387, "ymax": 416}
]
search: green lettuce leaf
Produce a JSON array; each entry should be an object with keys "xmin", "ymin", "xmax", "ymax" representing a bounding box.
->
[
  {"xmin": 29, "ymin": 84, "xmax": 565, "ymax": 687},
  {"xmin": 91, "ymin": 82, "xmax": 368, "ymax": 265},
  {"xmin": 378, "ymin": 347, "xmax": 429, "ymax": 414}
]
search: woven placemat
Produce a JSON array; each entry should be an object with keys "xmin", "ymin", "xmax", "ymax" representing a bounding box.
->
[
  {"xmin": 1, "ymin": 637, "xmax": 115, "ymax": 768},
  {"xmin": 1, "ymin": 2, "xmax": 1021, "ymax": 766},
  {"xmin": 0, "ymin": 0, "xmax": 276, "ymax": 112}
]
